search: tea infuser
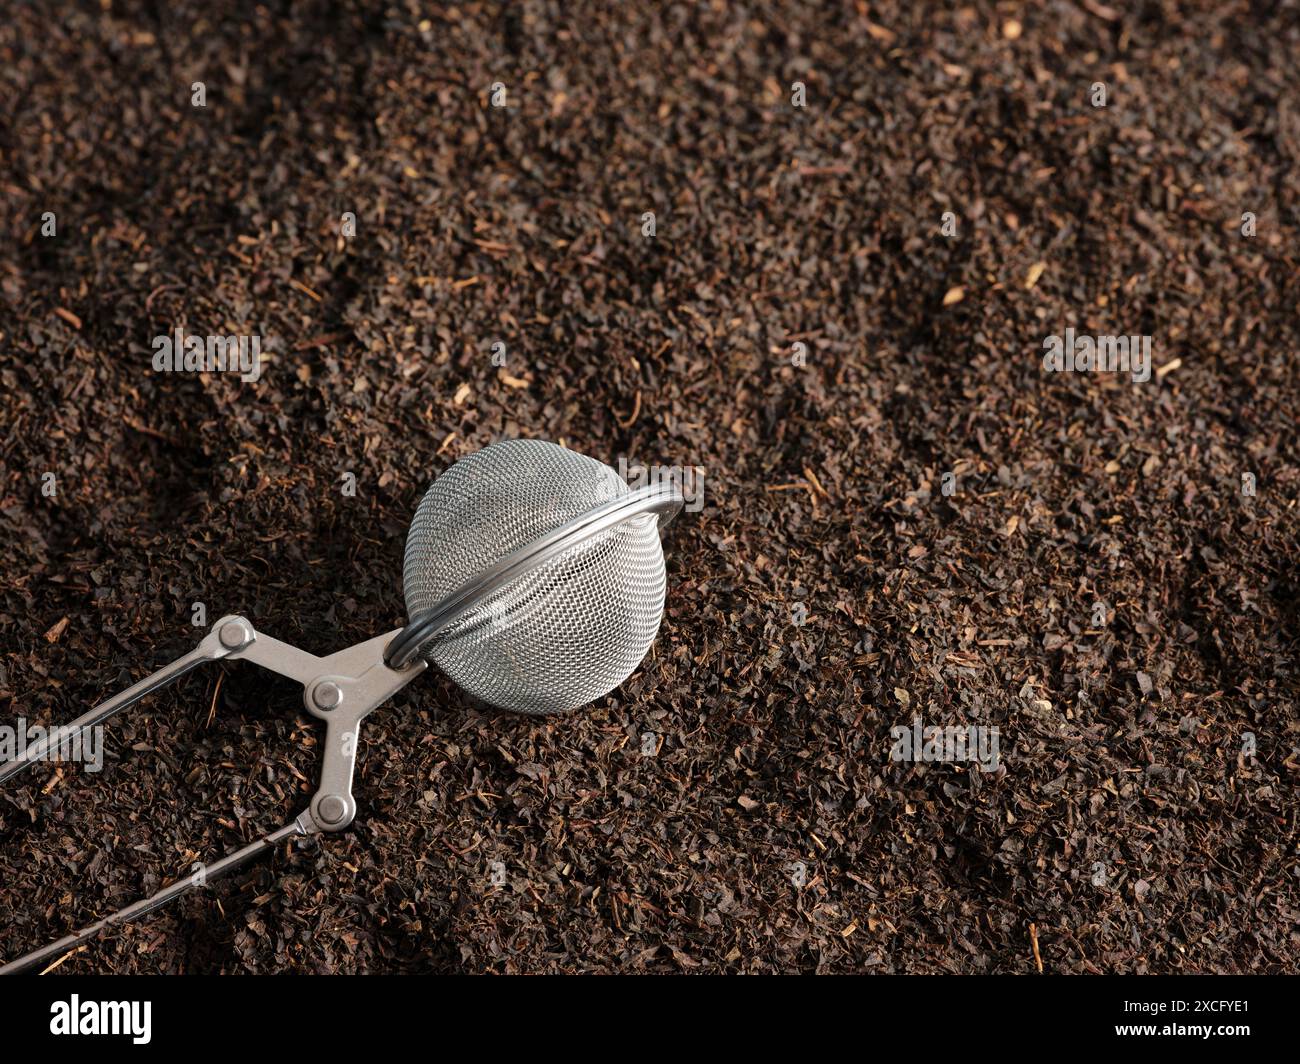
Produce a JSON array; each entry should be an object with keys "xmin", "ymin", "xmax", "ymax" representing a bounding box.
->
[{"xmin": 0, "ymin": 439, "xmax": 683, "ymax": 974}]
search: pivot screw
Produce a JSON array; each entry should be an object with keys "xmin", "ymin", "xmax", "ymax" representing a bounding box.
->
[
  {"xmin": 312, "ymin": 681, "xmax": 343, "ymax": 711},
  {"xmin": 317, "ymin": 795, "xmax": 347, "ymax": 825},
  {"xmin": 218, "ymin": 619, "xmax": 252, "ymax": 649}
]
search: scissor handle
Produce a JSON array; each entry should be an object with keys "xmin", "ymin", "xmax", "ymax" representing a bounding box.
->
[
  {"xmin": 0, "ymin": 615, "xmax": 427, "ymax": 974},
  {"xmin": 1, "ymin": 615, "xmax": 426, "ymax": 828}
]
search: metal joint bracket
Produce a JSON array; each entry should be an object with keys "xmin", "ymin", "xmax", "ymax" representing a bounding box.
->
[
  {"xmin": 0, "ymin": 614, "xmax": 427, "ymax": 974},
  {"xmin": 216, "ymin": 618, "xmax": 428, "ymax": 832}
]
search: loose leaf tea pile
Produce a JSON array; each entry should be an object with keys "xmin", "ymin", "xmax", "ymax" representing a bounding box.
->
[{"xmin": 0, "ymin": 2, "xmax": 1296, "ymax": 973}]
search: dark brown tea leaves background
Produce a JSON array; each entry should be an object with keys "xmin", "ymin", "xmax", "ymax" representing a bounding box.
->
[{"xmin": 0, "ymin": 2, "xmax": 1297, "ymax": 972}]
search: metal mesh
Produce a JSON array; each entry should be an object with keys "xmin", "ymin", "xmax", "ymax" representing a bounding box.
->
[{"xmin": 402, "ymin": 439, "xmax": 668, "ymax": 714}]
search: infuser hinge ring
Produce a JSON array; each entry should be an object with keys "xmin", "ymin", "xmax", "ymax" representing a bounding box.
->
[{"xmin": 384, "ymin": 481, "xmax": 683, "ymax": 669}]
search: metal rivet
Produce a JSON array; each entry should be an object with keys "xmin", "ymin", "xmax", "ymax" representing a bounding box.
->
[
  {"xmin": 313, "ymin": 681, "xmax": 343, "ymax": 711},
  {"xmin": 317, "ymin": 795, "xmax": 347, "ymax": 825},
  {"xmin": 219, "ymin": 620, "xmax": 251, "ymax": 649}
]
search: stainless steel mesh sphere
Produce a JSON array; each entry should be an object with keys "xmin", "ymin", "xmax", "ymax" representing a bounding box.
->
[{"xmin": 401, "ymin": 439, "xmax": 676, "ymax": 714}]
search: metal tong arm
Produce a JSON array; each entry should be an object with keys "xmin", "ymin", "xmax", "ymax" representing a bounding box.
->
[
  {"xmin": 0, "ymin": 628, "xmax": 232, "ymax": 786},
  {"xmin": 0, "ymin": 615, "xmax": 427, "ymax": 974},
  {"xmin": 0, "ymin": 818, "xmax": 310, "ymax": 975},
  {"xmin": 1, "ymin": 615, "xmax": 426, "ymax": 830}
]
